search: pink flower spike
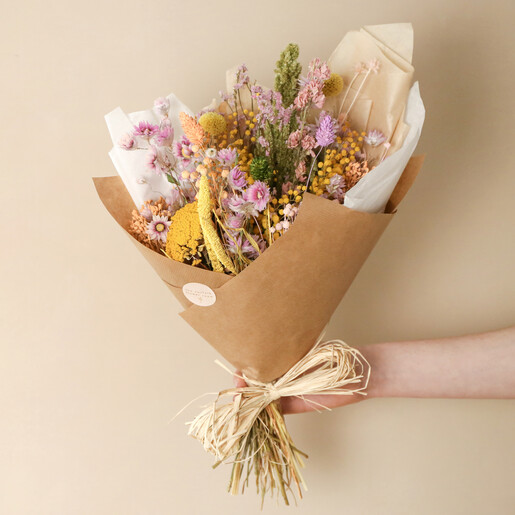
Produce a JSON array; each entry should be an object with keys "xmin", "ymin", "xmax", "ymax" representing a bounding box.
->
[
  {"xmin": 301, "ymin": 134, "xmax": 316, "ymax": 155},
  {"xmin": 293, "ymin": 88, "xmax": 310, "ymax": 110},
  {"xmin": 287, "ymin": 130, "xmax": 302, "ymax": 149}
]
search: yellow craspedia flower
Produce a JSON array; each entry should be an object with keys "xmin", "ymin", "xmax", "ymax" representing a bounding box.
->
[
  {"xmin": 198, "ymin": 112, "xmax": 227, "ymax": 136},
  {"xmin": 323, "ymin": 73, "xmax": 344, "ymax": 97},
  {"xmin": 165, "ymin": 201, "xmax": 204, "ymax": 266}
]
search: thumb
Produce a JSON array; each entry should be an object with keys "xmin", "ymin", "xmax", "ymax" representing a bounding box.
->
[{"xmin": 233, "ymin": 370, "xmax": 247, "ymax": 388}]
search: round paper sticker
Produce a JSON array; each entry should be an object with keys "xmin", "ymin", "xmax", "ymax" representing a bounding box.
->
[{"xmin": 182, "ymin": 282, "xmax": 217, "ymax": 307}]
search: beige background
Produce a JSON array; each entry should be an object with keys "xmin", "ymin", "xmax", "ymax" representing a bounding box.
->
[{"xmin": 2, "ymin": 0, "xmax": 515, "ymax": 513}]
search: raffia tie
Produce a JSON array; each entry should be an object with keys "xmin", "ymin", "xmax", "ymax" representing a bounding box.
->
[{"xmin": 187, "ymin": 337, "xmax": 370, "ymax": 462}]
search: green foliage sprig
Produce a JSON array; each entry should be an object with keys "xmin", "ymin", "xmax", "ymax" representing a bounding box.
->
[{"xmin": 274, "ymin": 43, "xmax": 302, "ymax": 107}]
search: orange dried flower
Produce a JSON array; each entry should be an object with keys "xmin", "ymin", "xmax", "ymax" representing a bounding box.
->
[
  {"xmin": 344, "ymin": 161, "xmax": 369, "ymax": 190},
  {"xmin": 179, "ymin": 112, "xmax": 206, "ymax": 147}
]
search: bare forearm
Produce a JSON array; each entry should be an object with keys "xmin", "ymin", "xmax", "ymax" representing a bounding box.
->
[
  {"xmin": 362, "ymin": 326, "xmax": 515, "ymax": 400},
  {"xmin": 280, "ymin": 326, "xmax": 515, "ymax": 414}
]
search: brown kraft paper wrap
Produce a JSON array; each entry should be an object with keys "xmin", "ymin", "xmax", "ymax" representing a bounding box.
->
[{"xmin": 93, "ymin": 155, "xmax": 423, "ymax": 382}]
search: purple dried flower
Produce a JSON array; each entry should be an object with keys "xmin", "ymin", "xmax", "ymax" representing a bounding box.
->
[
  {"xmin": 219, "ymin": 90, "xmax": 232, "ymax": 103},
  {"xmin": 228, "ymin": 166, "xmax": 247, "ymax": 190},
  {"xmin": 315, "ymin": 112, "xmax": 337, "ymax": 147},
  {"xmin": 233, "ymin": 63, "xmax": 250, "ymax": 91},
  {"xmin": 257, "ymin": 136, "xmax": 270, "ymax": 151},
  {"xmin": 250, "ymin": 84, "xmax": 263, "ymax": 98}
]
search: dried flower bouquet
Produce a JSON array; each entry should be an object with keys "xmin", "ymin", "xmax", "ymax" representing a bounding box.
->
[{"xmin": 95, "ymin": 23, "xmax": 425, "ymax": 504}]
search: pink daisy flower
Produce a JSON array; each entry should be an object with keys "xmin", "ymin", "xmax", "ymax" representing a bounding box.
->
[
  {"xmin": 228, "ymin": 166, "xmax": 247, "ymax": 191},
  {"xmin": 364, "ymin": 129, "xmax": 387, "ymax": 147},
  {"xmin": 155, "ymin": 125, "xmax": 174, "ymax": 146},
  {"xmin": 243, "ymin": 181, "xmax": 270, "ymax": 212},
  {"xmin": 146, "ymin": 215, "xmax": 171, "ymax": 243},
  {"xmin": 133, "ymin": 121, "xmax": 159, "ymax": 138},
  {"xmin": 217, "ymin": 147, "xmax": 237, "ymax": 165},
  {"xmin": 227, "ymin": 195, "xmax": 258, "ymax": 218},
  {"xmin": 118, "ymin": 132, "xmax": 136, "ymax": 150},
  {"xmin": 153, "ymin": 97, "xmax": 170, "ymax": 116}
]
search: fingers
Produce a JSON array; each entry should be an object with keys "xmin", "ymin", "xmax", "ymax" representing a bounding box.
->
[{"xmin": 233, "ymin": 370, "xmax": 247, "ymax": 388}]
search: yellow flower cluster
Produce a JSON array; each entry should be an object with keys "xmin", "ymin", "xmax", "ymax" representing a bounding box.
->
[
  {"xmin": 310, "ymin": 129, "xmax": 366, "ymax": 196},
  {"xmin": 165, "ymin": 201, "xmax": 204, "ymax": 266},
  {"xmin": 323, "ymin": 73, "xmax": 344, "ymax": 97},
  {"xmin": 227, "ymin": 110, "xmax": 257, "ymax": 174},
  {"xmin": 199, "ymin": 112, "xmax": 227, "ymax": 136},
  {"xmin": 256, "ymin": 186, "xmax": 306, "ymax": 242}
]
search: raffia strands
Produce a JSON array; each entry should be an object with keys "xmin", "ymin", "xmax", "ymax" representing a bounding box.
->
[
  {"xmin": 178, "ymin": 112, "xmax": 206, "ymax": 147},
  {"xmin": 198, "ymin": 176, "xmax": 236, "ymax": 275},
  {"xmin": 187, "ymin": 337, "xmax": 370, "ymax": 504}
]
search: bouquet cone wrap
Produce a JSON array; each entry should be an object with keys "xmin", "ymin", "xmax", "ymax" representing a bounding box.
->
[{"xmin": 93, "ymin": 154, "xmax": 423, "ymax": 382}]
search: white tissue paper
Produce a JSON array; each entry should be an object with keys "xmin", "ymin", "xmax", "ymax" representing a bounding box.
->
[
  {"xmin": 344, "ymin": 81, "xmax": 425, "ymax": 213},
  {"xmin": 105, "ymin": 93, "xmax": 193, "ymax": 209}
]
